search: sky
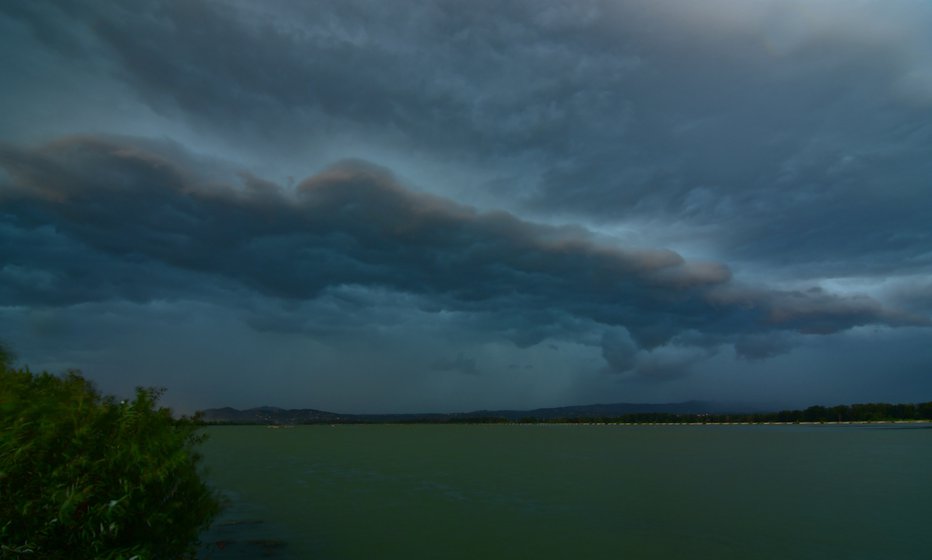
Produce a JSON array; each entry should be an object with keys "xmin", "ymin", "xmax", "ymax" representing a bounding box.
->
[{"xmin": 2, "ymin": 0, "xmax": 931, "ymax": 414}]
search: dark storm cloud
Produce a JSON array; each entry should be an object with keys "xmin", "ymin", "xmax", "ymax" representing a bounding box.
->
[
  {"xmin": 601, "ymin": 328, "xmax": 637, "ymax": 373},
  {"xmin": 1, "ymin": 136, "xmax": 924, "ymax": 368},
  {"xmin": 2, "ymin": 0, "xmax": 627, "ymax": 155},
  {"xmin": 6, "ymin": 0, "xmax": 928, "ymax": 282},
  {"xmin": 2, "ymin": 0, "xmax": 931, "ymax": 391},
  {"xmin": 0, "ymin": 136, "xmax": 724, "ymax": 303},
  {"xmin": 0, "ymin": 219, "xmax": 229, "ymax": 306}
]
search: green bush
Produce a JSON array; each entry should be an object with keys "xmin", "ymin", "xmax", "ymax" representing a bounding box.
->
[{"xmin": 0, "ymin": 350, "xmax": 220, "ymax": 559}]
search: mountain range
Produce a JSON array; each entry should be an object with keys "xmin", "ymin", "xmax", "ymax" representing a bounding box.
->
[{"xmin": 199, "ymin": 401, "xmax": 757, "ymax": 424}]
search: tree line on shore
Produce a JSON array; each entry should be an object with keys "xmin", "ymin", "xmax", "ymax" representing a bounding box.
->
[
  {"xmin": 442, "ymin": 402, "xmax": 932, "ymax": 424},
  {"xmin": 501, "ymin": 401, "xmax": 932, "ymax": 425}
]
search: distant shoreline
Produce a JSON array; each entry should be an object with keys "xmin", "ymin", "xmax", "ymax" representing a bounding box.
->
[
  {"xmin": 204, "ymin": 420, "xmax": 932, "ymax": 428},
  {"xmin": 200, "ymin": 401, "xmax": 932, "ymax": 426}
]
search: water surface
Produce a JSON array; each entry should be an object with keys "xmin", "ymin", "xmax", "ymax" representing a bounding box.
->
[{"xmin": 199, "ymin": 424, "xmax": 932, "ymax": 559}]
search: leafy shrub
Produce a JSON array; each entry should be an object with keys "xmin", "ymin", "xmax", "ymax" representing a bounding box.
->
[{"xmin": 0, "ymin": 349, "xmax": 220, "ymax": 559}]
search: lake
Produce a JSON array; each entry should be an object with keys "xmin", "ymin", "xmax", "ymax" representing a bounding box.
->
[{"xmin": 197, "ymin": 424, "xmax": 932, "ymax": 559}]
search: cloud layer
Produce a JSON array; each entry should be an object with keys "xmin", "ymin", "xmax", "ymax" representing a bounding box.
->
[
  {"xmin": 1, "ymin": 0, "xmax": 931, "ymax": 410},
  {"xmin": 1, "ymin": 136, "xmax": 924, "ymax": 375}
]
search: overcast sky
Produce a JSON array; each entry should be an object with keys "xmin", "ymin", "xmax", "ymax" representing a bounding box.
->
[{"xmin": 2, "ymin": 0, "xmax": 931, "ymax": 413}]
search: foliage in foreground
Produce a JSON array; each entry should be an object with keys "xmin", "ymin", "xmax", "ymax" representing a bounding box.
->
[{"xmin": 0, "ymin": 349, "xmax": 220, "ymax": 559}]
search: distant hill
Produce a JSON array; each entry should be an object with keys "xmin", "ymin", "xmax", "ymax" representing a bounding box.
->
[
  {"xmin": 199, "ymin": 406, "xmax": 344, "ymax": 424},
  {"xmin": 199, "ymin": 401, "xmax": 738, "ymax": 424}
]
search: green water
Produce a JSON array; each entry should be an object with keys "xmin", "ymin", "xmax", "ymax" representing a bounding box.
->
[{"xmin": 198, "ymin": 424, "xmax": 932, "ymax": 559}]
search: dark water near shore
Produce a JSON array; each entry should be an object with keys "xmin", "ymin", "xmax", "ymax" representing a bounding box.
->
[{"xmin": 198, "ymin": 424, "xmax": 932, "ymax": 559}]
